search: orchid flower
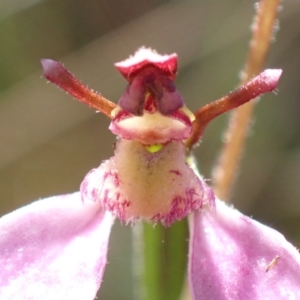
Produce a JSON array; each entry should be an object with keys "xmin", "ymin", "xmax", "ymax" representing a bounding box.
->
[{"xmin": 0, "ymin": 48, "xmax": 300, "ymax": 300}]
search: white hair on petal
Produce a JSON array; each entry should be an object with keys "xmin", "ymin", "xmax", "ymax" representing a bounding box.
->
[{"xmin": 115, "ymin": 47, "xmax": 176, "ymax": 68}]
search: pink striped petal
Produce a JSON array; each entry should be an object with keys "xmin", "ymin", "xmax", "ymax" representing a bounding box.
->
[
  {"xmin": 189, "ymin": 199, "xmax": 300, "ymax": 300},
  {"xmin": 0, "ymin": 192, "xmax": 114, "ymax": 300}
]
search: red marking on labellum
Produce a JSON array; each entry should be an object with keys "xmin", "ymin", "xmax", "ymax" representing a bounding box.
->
[{"xmin": 169, "ymin": 170, "xmax": 182, "ymax": 176}]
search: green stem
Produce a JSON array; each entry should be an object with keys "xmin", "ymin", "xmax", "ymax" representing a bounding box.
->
[{"xmin": 139, "ymin": 220, "xmax": 188, "ymax": 300}]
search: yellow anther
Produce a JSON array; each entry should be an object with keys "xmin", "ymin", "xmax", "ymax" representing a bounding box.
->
[
  {"xmin": 180, "ymin": 106, "xmax": 195, "ymax": 122},
  {"xmin": 111, "ymin": 106, "xmax": 122, "ymax": 118},
  {"xmin": 145, "ymin": 144, "xmax": 164, "ymax": 153}
]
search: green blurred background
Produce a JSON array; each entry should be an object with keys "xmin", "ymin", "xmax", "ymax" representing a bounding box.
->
[{"xmin": 0, "ymin": 0, "xmax": 299, "ymax": 299}]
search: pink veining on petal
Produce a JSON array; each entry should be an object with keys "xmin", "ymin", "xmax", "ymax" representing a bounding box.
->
[
  {"xmin": 81, "ymin": 139, "xmax": 215, "ymax": 225},
  {"xmin": 189, "ymin": 199, "xmax": 300, "ymax": 300},
  {"xmin": 115, "ymin": 48, "xmax": 178, "ymax": 81},
  {"xmin": 81, "ymin": 164, "xmax": 131, "ymax": 221},
  {"xmin": 0, "ymin": 192, "xmax": 114, "ymax": 300},
  {"xmin": 152, "ymin": 178, "xmax": 215, "ymax": 226}
]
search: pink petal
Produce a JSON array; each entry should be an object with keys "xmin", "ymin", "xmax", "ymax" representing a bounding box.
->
[
  {"xmin": 189, "ymin": 199, "xmax": 300, "ymax": 300},
  {"xmin": 0, "ymin": 192, "xmax": 114, "ymax": 300}
]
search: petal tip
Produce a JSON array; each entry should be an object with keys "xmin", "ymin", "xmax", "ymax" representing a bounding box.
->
[
  {"xmin": 40, "ymin": 58, "xmax": 64, "ymax": 81},
  {"xmin": 115, "ymin": 47, "xmax": 178, "ymax": 80},
  {"xmin": 257, "ymin": 68, "xmax": 283, "ymax": 91}
]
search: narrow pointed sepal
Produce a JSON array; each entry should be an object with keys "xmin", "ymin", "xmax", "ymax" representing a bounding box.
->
[
  {"xmin": 41, "ymin": 59, "xmax": 116, "ymax": 118},
  {"xmin": 186, "ymin": 69, "xmax": 282, "ymax": 149},
  {"xmin": 189, "ymin": 199, "xmax": 300, "ymax": 300},
  {"xmin": 0, "ymin": 192, "xmax": 114, "ymax": 300}
]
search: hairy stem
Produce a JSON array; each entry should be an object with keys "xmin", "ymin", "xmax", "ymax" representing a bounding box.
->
[{"xmin": 212, "ymin": 0, "xmax": 281, "ymax": 201}]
